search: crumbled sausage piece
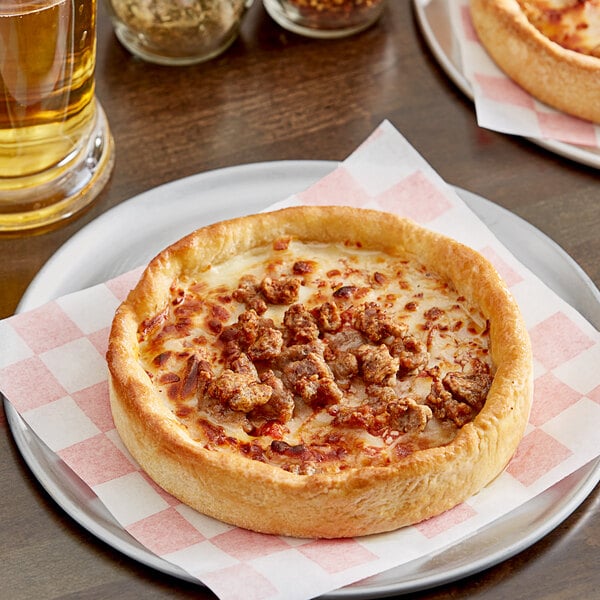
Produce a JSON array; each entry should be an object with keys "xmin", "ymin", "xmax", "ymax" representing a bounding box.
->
[
  {"xmin": 354, "ymin": 302, "xmax": 405, "ymax": 342},
  {"xmin": 282, "ymin": 352, "xmax": 327, "ymax": 386},
  {"xmin": 331, "ymin": 403, "xmax": 379, "ymax": 431},
  {"xmin": 278, "ymin": 341, "xmax": 324, "ymax": 365},
  {"xmin": 250, "ymin": 369, "xmax": 295, "ymax": 424},
  {"xmin": 426, "ymin": 380, "xmax": 475, "ymax": 427},
  {"xmin": 248, "ymin": 327, "xmax": 284, "ymax": 361},
  {"xmin": 443, "ymin": 359, "xmax": 492, "ymax": 411},
  {"xmin": 325, "ymin": 328, "xmax": 365, "ymax": 354},
  {"xmin": 331, "ymin": 386, "xmax": 430, "ymax": 436},
  {"xmin": 313, "ymin": 301, "xmax": 341, "ymax": 332},
  {"xmin": 390, "ymin": 334, "xmax": 429, "ymax": 375},
  {"xmin": 364, "ymin": 384, "xmax": 398, "ymax": 406},
  {"xmin": 323, "ymin": 327, "xmax": 369, "ymax": 384},
  {"xmin": 283, "ymin": 303, "xmax": 320, "ymax": 344},
  {"xmin": 261, "ymin": 276, "xmax": 301, "ymax": 305},
  {"xmin": 387, "ymin": 396, "xmax": 432, "ymax": 433},
  {"xmin": 220, "ymin": 310, "xmax": 280, "ymax": 361},
  {"xmin": 232, "ymin": 275, "xmax": 268, "ymax": 315},
  {"xmin": 221, "ymin": 339, "xmax": 242, "ymax": 364},
  {"xmin": 282, "ymin": 352, "xmax": 343, "ymax": 407},
  {"xmin": 234, "ymin": 274, "xmax": 259, "ymax": 296},
  {"xmin": 229, "ymin": 352, "xmax": 254, "ymax": 374},
  {"xmin": 207, "ymin": 369, "xmax": 272, "ymax": 413},
  {"xmin": 355, "ymin": 344, "xmax": 399, "ymax": 386},
  {"xmin": 220, "ymin": 309, "xmax": 259, "ymax": 346},
  {"xmin": 362, "ymin": 386, "xmax": 431, "ymax": 433},
  {"xmin": 308, "ymin": 376, "xmax": 340, "ymax": 407},
  {"xmin": 326, "ymin": 349, "xmax": 359, "ymax": 384}
]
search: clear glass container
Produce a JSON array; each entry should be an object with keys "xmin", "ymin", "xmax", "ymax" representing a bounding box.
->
[
  {"xmin": 104, "ymin": 0, "xmax": 254, "ymax": 66},
  {"xmin": 263, "ymin": 0, "xmax": 386, "ymax": 39},
  {"xmin": 0, "ymin": 0, "xmax": 114, "ymax": 233}
]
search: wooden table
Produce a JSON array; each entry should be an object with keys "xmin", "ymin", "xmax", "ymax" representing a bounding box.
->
[{"xmin": 1, "ymin": 2, "xmax": 598, "ymax": 598}]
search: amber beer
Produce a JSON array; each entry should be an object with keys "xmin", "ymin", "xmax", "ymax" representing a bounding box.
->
[{"xmin": 0, "ymin": 0, "xmax": 113, "ymax": 231}]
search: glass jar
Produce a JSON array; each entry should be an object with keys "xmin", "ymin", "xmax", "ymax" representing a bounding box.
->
[
  {"xmin": 104, "ymin": 0, "xmax": 254, "ymax": 66},
  {"xmin": 263, "ymin": 0, "xmax": 386, "ymax": 39}
]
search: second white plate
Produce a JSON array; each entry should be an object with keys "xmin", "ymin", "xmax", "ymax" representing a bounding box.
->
[{"xmin": 413, "ymin": 0, "xmax": 600, "ymax": 170}]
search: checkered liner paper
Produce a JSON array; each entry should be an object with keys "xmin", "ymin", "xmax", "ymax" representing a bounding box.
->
[
  {"xmin": 451, "ymin": 0, "xmax": 600, "ymax": 148},
  {"xmin": 1, "ymin": 121, "xmax": 599, "ymax": 600}
]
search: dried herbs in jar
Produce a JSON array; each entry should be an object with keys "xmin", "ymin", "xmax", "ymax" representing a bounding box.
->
[{"xmin": 105, "ymin": 0, "xmax": 253, "ymax": 65}]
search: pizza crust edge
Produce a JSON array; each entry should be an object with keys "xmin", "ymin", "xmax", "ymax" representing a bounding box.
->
[
  {"xmin": 106, "ymin": 205, "xmax": 533, "ymax": 538},
  {"xmin": 469, "ymin": 0, "xmax": 600, "ymax": 125}
]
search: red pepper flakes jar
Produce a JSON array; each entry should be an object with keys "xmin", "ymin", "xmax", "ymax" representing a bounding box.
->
[{"xmin": 263, "ymin": 0, "xmax": 386, "ymax": 38}]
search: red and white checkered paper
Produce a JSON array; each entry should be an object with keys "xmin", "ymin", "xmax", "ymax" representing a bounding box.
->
[
  {"xmin": 1, "ymin": 121, "xmax": 599, "ymax": 600},
  {"xmin": 451, "ymin": 0, "xmax": 600, "ymax": 147}
]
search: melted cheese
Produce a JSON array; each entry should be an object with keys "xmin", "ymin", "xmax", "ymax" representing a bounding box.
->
[
  {"xmin": 517, "ymin": 0, "xmax": 600, "ymax": 57},
  {"xmin": 138, "ymin": 240, "xmax": 492, "ymax": 474}
]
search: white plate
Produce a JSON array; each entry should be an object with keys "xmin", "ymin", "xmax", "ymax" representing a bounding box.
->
[
  {"xmin": 5, "ymin": 161, "xmax": 600, "ymax": 598},
  {"xmin": 413, "ymin": 0, "xmax": 600, "ymax": 170}
]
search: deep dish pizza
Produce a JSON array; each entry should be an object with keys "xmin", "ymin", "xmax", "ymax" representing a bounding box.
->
[
  {"xmin": 469, "ymin": 0, "xmax": 600, "ymax": 124},
  {"xmin": 107, "ymin": 206, "xmax": 532, "ymax": 538}
]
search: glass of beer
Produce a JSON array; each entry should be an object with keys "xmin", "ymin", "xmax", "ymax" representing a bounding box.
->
[{"xmin": 0, "ymin": 0, "xmax": 114, "ymax": 233}]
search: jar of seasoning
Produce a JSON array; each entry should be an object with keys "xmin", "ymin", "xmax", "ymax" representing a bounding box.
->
[
  {"xmin": 104, "ymin": 0, "xmax": 254, "ymax": 66},
  {"xmin": 262, "ymin": 0, "xmax": 386, "ymax": 38}
]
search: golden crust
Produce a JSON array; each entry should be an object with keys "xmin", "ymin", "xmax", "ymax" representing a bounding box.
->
[
  {"xmin": 107, "ymin": 206, "xmax": 532, "ymax": 538},
  {"xmin": 469, "ymin": 0, "xmax": 600, "ymax": 124}
]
